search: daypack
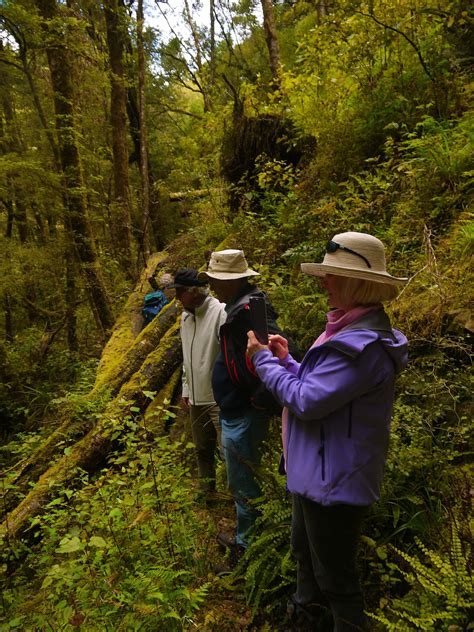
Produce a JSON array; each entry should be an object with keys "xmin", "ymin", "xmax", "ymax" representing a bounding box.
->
[{"xmin": 142, "ymin": 290, "xmax": 169, "ymax": 326}]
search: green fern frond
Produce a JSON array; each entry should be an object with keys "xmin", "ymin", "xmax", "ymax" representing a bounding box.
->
[{"xmin": 370, "ymin": 521, "xmax": 473, "ymax": 630}]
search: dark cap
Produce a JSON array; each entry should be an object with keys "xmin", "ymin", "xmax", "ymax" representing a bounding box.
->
[{"xmin": 167, "ymin": 268, "xmax": 208, "ymax": 289}]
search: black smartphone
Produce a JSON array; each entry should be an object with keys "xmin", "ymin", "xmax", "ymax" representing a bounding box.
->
[{"xmin": 249, "ymin": 296, "xmax": 268, "ymax": 345}]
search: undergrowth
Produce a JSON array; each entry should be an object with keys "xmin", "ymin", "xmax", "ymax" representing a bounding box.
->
[{"xmin": 0, "ymin": 410, "xmax": 215, "ymax": 631}]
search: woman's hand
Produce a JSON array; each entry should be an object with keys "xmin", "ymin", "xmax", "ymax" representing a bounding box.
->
[
  {"xmin": 268, "ymin": 334, "xmax": 289, "ymax": 361},
  {"xmin": 247, "ymin": 330, "xmax": 268, "ymax": 358},
  {"xmin": 247, "ymin": 331, "xmax": 290, "ymax": 362}
]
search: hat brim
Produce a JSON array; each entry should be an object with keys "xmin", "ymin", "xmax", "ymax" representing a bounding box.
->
[
  {"xmin": 301, "ymin": 263, "xmax": 407, "ymax": 286},
  {"xmin": 198, "ymin": 270, "xmax": 260, "ymax": 281}
]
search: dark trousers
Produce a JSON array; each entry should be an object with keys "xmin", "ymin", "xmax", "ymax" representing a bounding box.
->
[
  {"xmin": 291, "ymin": 494, "xmax": 369, "ymax": 631},
  {"xmin": 187, "ymin": 404, "xmax": 220, "ymax": 491}
]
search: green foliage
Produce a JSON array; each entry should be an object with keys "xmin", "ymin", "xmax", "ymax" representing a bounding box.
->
[
  {"xmin": 1, "ymin": 0, "xmax": 472, "ymax": 628},
  {"xmin": 241, "ymin": 444, "xmax": 294, "ymax": 617},
  {"xmin": 392, "ymin": 111, "xmax": 474, "ymax": 233},
  {"xmin": 276, "ymin": 1, "xmax": 471, "ymax": 185},
  {"xmin": 0, "ymin": 413, "xmax": 213, "ymax": 630},
  {"xmin": 369, "ymin": 528, "xmax": 473, "ymax": 630}
]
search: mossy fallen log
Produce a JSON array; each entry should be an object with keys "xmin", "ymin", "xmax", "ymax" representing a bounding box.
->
[
  {"xmin": 92, "ymin": 300, "xmax": 178, "ymax": 397},
  {"xmin": 1, "ymin": 255, "xmax": 179, "ymax": 516},
  {"xmin": 144, "ymin": 366, "xmax": 182, "ymax": 435},
  {"xmin": 94, "ymin": 251, "xmax": 173, "ymax": 394},
  {"xmin": 0, "ymin": 325, "xmax": 182, "ymax": 541},
  {"xmin": 168, "ymin": 188, "xmax": 221, "ymax": 202},
  {"xmin": 0, "ymin": 399, "xmax": 107, "ymax": 516},
  {"xmin": 103, "ymin": 251, "xmax": 167, "ymax": 349}
]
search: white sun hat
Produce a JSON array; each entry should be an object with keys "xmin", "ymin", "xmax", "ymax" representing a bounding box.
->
[
  {"xmin": 198, "ymin": 249, "xmax": 260, "ymax": 281},
  {"xmin": 301, "ymin": 232, "xmax": 407, "ymax": 286}
]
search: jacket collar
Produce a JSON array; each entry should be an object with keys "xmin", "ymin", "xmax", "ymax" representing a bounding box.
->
[
  {"xmin": 225, "ymin": 283, "xmax": 258, "ymax": 319},
  {"xmin": 312, "ymin": 309, "xmax": 397, "ymax": 357},
  {"xmin": 183, "ymin": 295, "xmax": 211, "ymax": 320}
]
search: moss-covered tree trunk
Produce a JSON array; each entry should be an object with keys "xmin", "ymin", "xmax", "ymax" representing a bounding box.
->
[
  {"xmin": 104, "ymin": 0, "xmax": 133, "ymax": 274},
  {"xmin": 1, "ymin": 321, "xmax": 182, "ymax": 541},
  {"xmin": 35, "ymin": 0, "xmax": 115, "ymax": 337},
  {"xmin": 0, "ymin": 253, "xmax": 179, "ymax": 522},
  {"xmin": 260, "ymin": 0, "xmax": 281, "ymax": 83}
]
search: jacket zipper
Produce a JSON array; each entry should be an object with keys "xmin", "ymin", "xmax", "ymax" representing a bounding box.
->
[
  {"xmin": 190, "ymin": 317, "xmax": 197, "ymax": 404},
  {"xmin": 319, "ymin": 426, "xmax": 325, "ymax": 481},
  {"xmin": 348, "ymin": 401, "xmax": 352, "ymax": 438}
]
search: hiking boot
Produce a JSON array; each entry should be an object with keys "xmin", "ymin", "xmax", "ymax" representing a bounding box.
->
[
  {"xmin": 214, "ymin": 543, "xmax": 246, "ymax": 575},
  {"xmin": 217, "ymin": 531, "xmax": 236, "ymax": 550},
  {"xmin": 278, "ymin": 599, "xmax": 322, "ymax": 631}
]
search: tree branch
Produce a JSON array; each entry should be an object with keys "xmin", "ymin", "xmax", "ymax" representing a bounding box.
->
[
  {"xmin": 160, "ymin": 50, "xmax": 205, "ymax": 94},
  {"xmin": 148, "ymin": 102, "xmax": 203, "ymax": 120},
  {"xmin": 0, "ymin": 56, "xmax": 23, "ymax": 71},
  {"xmin": 357, "ymin": 11, "xmax": 435, "ymax": 83}
]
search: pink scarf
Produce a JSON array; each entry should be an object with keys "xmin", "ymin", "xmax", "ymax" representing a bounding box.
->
[
  {"xmin": 281, "ymin": 304, "xmax": 381, "ymax": 466},
  {"xmin": 312, "ymin": 304, "xmax": 381, "ymax": 347}
]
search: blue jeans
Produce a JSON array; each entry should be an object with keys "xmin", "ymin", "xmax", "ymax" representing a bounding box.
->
[{"xmin": 220, "ymin": 409, "xmax": 270, "ymax": 547}]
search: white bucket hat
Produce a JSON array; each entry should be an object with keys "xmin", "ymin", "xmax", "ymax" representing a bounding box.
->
[
  {"xmin": 301, "ymin": 232, "xmax": 407, "ymax": 286},
  {"xmin": 198, "ymin": 249, "xmax": 260, "ymax": 281}
]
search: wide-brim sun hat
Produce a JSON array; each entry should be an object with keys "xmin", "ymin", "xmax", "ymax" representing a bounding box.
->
[
  {"xmin": 198, "ymin": 249, "xmax": 260, "ymax": 281},
  {"xmin": 301, "ymin": 232, "xmax": 407, "ymax": 286}
]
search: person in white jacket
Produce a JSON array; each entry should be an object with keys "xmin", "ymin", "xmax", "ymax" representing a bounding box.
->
[{"xmin": 168, "ymin": 269, "xmax": 227, "ymax": 498}]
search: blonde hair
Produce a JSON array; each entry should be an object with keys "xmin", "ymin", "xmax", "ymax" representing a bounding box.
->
[{"xmin": 336, "ymin": 276, "xmax": 399, "ymax": 305}]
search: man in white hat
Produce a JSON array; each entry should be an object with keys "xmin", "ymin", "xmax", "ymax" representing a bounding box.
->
[{"xmin": 198, "ymin": 249, "xmax": 293, "ymax": 567}]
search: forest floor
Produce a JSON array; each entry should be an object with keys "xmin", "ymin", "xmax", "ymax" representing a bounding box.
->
[{"xmin": 168, "ymin": 407, "xmax": 263, "ymax": 631}]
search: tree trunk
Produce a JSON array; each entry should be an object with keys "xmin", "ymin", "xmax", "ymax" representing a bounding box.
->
[
  {"xmin": 4, "ymin": 198, "xmax": 14, "ymax": 239},
  {"xmin": 136, "ymin": 0, "xmax": 151, "ymax": 262},
  {"xmin": 260, "ymin": 0, "xmax": 282, "ymax": 83},
  {"xmin": 126, "ymin": 86, "xmax": 164, "ymax": 252},
  {"xmin": 22, "ymin": 58, "xmax": 61, "ymax": 170},
  {"xmin": 14, "ymin": 196, "xmax": 28, "ymax": 244},
  {"xmin": 183, "ymin": 0, "xmax": 212, "ymax": 112},
  {"xmin": 3, "ymin": 293, "xmax": 13, "ymax": 343},
  {"xmin": 104, "ymin": 0, "xmax": 133, "ymax": 275},
  {"xmin": 317, "ymin": 1, "xmax": 328, "ymax": 22},
  {"xmin": 210, "ymin": 0, "xmax": 216, "ymax": 88},
  {"xmin": 0, "ymin": 49, "xmax": 29, "ymax": 243},
  {"xmin": 65, "ymin": 248, "xmax": 78, "ymax": 353},
  {"xmin": 35, "ymin": 0, "xmax": 115, "ymax": 338}
]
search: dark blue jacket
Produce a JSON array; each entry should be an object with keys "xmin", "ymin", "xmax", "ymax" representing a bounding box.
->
[{"xmin": 212, "ymin": 284, "xmax": 290, "ymax": 417}]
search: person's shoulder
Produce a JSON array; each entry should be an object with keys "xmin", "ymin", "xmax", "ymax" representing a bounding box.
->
[
  {"xmin": 206, "ymin": 295, "xmax": 226, "ymax": 312},
  {"xmin": 181, "ymin": 310, "xmax": 193, "ymax": 327}
]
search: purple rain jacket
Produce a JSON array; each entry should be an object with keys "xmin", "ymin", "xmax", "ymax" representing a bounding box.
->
[{"xmin": 252, "ymin": 309, "xmax": 408, "ymax": 507}]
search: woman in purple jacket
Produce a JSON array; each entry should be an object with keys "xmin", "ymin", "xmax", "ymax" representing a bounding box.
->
[{"xmin": 247, "ymin": 232, "xmax": 408, "ymax": 631}]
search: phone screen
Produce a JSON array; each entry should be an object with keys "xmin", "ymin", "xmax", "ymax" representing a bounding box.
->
[{"xmin": 249, "ymin": 296, "xmax": 268, "ymax": 345}]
